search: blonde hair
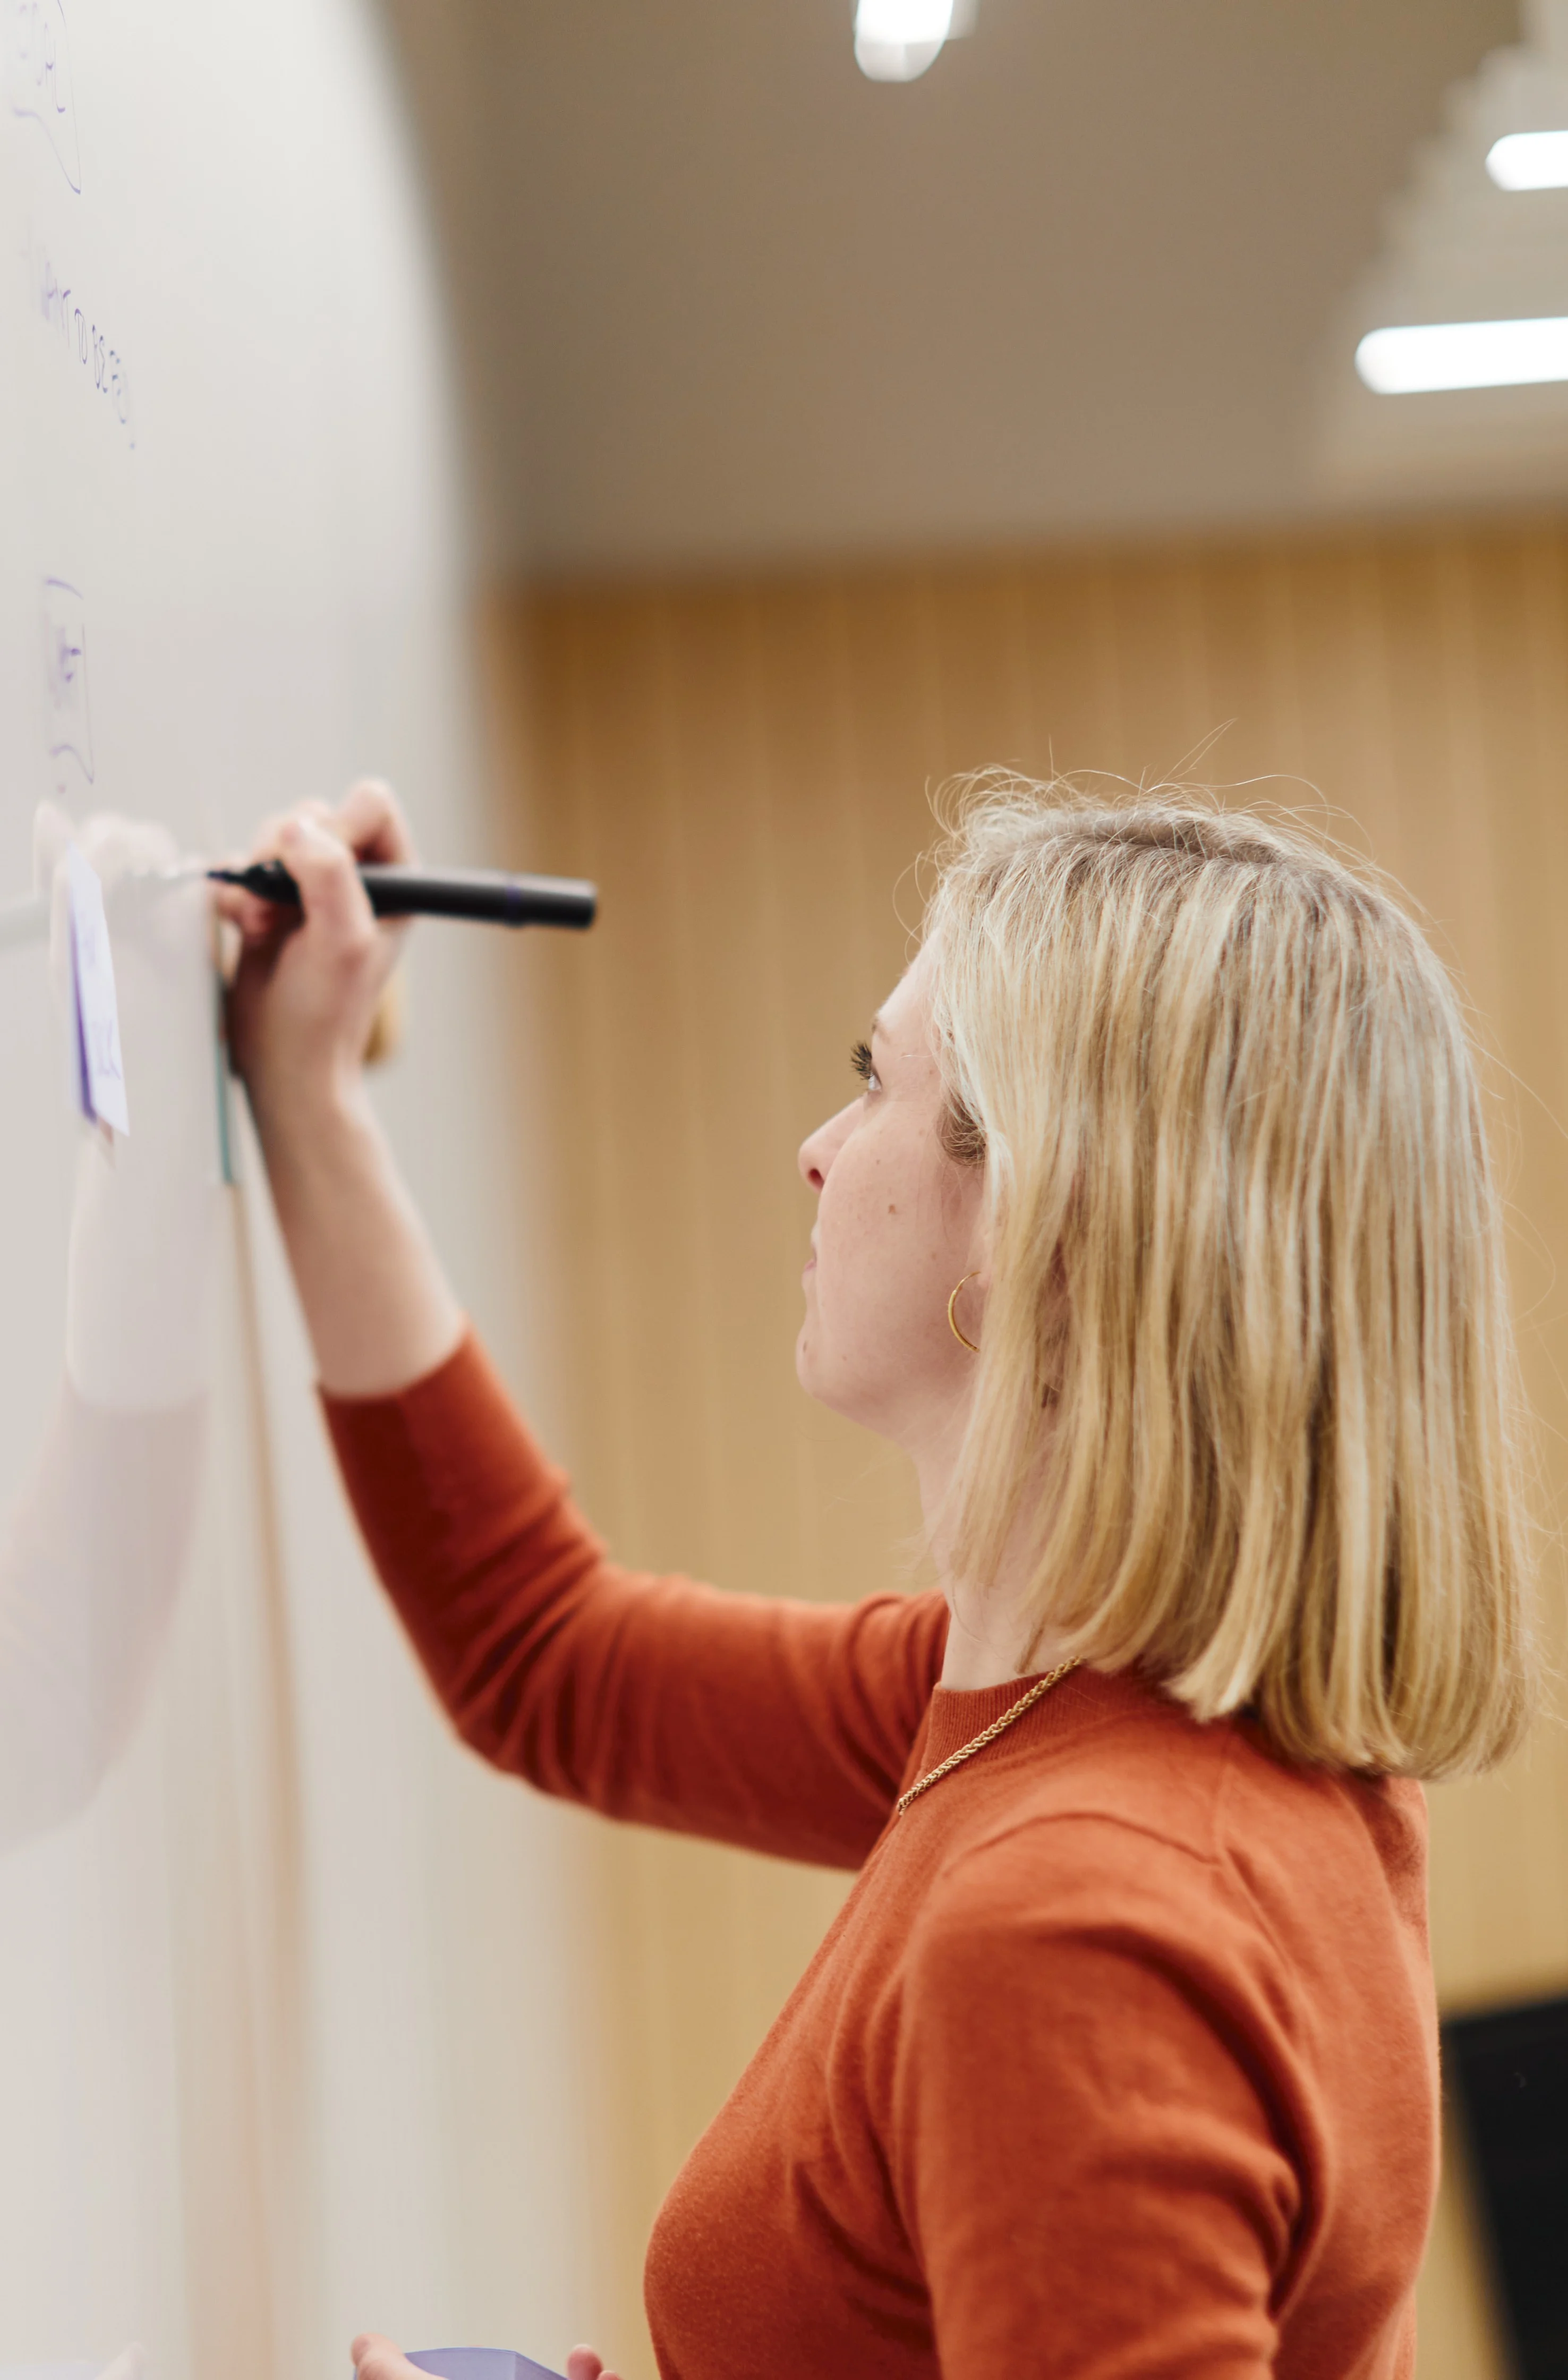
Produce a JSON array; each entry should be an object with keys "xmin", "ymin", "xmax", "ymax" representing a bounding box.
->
[{"xmin": 924, "ymin": 777, "xmax": 1535, "ymax": 1778}]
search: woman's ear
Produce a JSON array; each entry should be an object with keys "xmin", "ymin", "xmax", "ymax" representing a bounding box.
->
[{"xmin": 940, "ymin": 1091, "xmax": 987, "ymax": 1167}]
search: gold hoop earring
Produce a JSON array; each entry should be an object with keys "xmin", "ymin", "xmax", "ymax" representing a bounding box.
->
[{"xmin": 947, "ymin": 1272, "xmax": 981, "ymax": 1355}]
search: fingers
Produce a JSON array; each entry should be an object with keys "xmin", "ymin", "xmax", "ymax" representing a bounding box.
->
[
  {"xmin": 277, "ymin": 814, "xmax": 378, "ymax": 953},
  {"xmin": 210, "ymin": 806, "xmax": 300, "ymax": 945},
  {"xmin": 215, "ymin": 779, "xmax": 414, "ymax": 944},
  {"xmin": 216, "ymin": 816, "xmax": 379, "ymax": 966},
  {"xmin": 209, "ymin": 878, "xmax": 282, "ymax": 944},
  {"xmin": 348, "ymin": 2333, "xmax": 612, "ymax": 2380},
  {"xmin": 350, "ymin": 2334, "xmax": 426, "ymax": 2380},
  {"xmin": 338, "ymin": 776, "xmax": 416, "ymax": 866},
  {"xmin": 244, "ymin": 780, "xmax": 414, "ymax": 870}
]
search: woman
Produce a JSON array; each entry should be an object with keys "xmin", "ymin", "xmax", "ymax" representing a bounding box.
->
[{"xmin": 220, "ymin": 776, "xmax": 1533, "ymax": 2380}]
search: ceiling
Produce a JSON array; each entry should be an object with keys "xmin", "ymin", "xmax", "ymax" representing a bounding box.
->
[{"xmin": 386, "ymin": 0, "xmax": 1522, "ymax": 578}]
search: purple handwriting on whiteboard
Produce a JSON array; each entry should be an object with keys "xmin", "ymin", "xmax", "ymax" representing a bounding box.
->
[
  {"xmin": 43, "ymin": 577, "xmax": 93, "ymax": 783},
  {"xmin": 32, "ymin": 232, "xmax": 134, "ymax": 447},
  {"xmin": 5, "ymin": 0, "xmax": 80, "ymax": 192}
]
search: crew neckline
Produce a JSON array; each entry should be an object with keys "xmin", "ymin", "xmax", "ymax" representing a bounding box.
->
[{"xmin": 918, "ymin": 1662, "xmax": 1157, "ymax": 1773}]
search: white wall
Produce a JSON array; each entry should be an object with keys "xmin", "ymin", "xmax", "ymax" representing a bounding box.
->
[{"xmin": 0, "ymin": 3, "xmax": 590, "ymax": 2372}]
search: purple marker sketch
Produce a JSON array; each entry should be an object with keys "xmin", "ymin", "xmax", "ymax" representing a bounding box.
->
[
  {"xmin": 42, "ymin": 579, "xmax": 92, "ymax": 784},
  {"xmin": 5, "ymin": 0, "xmax": 81, "ymax": 192},
  {"xmin": 31, "ymin": 241, "xmax": 135, "ymax": 447}
]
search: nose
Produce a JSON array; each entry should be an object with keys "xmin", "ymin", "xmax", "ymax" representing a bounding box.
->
[{"xmin": 798, "ymin": 1100, "xmax": 856, "ymax": 1193}]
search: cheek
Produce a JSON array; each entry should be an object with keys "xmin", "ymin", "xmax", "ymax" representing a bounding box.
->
[
  {"xmin": 817, "ymin": 1160, "xmax": 911, "ymax": 1330},
  {"xmin": 808, "ymin": 1126, "xmax": 972, "ymax": 1376}
]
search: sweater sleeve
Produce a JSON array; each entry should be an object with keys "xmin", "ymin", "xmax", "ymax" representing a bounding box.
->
[
  {"xmin": 322, "ymin": 1330, "xmax": 947, "ymax": 1869},
  {"xmin": 893, "ymin": 1815, "xmax": 1301, "ymax": 2379}
]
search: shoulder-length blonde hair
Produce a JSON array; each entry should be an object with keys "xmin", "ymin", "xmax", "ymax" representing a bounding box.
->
[{"xmin": 924, "ymin": 777, "xmax": 1535, "ymax": 1778}]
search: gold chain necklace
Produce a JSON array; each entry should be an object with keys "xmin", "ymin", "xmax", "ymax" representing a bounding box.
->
[{"xmin": 894, "ymin": 1657, "xmax": 1083, "ymax": 1818}]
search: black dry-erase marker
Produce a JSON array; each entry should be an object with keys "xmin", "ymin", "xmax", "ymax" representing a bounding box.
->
[{"xmin": 210, "ymin": 860, "xmax": 596, "ymax": 931}]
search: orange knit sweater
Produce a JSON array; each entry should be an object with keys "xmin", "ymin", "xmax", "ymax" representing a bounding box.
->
[{"xmin": 324, "ymin": 1332, "xmax": 1438, "ymax": 2380}]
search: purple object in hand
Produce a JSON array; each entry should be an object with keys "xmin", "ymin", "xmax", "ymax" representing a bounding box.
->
[{"xmin": 407, "ymin": 2354, "xmax": 565, "ymax": 2380}]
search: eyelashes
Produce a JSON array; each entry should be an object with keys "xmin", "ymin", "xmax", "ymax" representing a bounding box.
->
[{"xmin": 851, "ymin": 1040, "xmax": 875, "ymax": 1084}]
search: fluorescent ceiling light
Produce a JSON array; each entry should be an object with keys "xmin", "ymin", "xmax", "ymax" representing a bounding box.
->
[
  {"xmin": 855, "ymin": 0, "xmax": 954, "ymax": 82},
  {"xmin": 1355, "ymin": 317, "xmax": 1568, "ymax": 393},
  {"xmin": 1486, "ymin": 130, "xmax": 1568, "ymax": 190}
]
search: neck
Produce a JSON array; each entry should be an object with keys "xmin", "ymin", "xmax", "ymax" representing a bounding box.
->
[{"xmin": 907, "ymin": 1422, "xmax": 1075, "ymax": 1693}]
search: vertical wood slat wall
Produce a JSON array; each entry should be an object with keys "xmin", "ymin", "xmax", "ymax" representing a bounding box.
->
[{"xmin": 481, "ymin": 521, "xmax": 1568, "ymax": 2380}]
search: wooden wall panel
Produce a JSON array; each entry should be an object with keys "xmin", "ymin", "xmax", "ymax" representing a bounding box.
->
[{"xmin": 481, "ymin": 520, "xmax": 1568, "ymax": 2380}]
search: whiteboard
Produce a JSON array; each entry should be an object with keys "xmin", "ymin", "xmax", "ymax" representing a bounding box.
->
[
  {"xmin": 0, "ymin": 6, "xmax": 591, "ymax": 2376},
  {"xmin": 0, "ymin": 0, "xmax": 473, "ymax": 1494}
]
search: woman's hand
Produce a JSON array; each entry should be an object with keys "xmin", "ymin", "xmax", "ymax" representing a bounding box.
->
[
  {"xmin": 349, "ymin": 2338, "xmax": 420, "ymax": 2380},
  {"xmin": 215, "ymin": 779, "xmax": 413, "ymax": 1135},
  {"xmin": 350, "ymin": 2335, "xmax": 621, "ymax": 2380},
  {"xmin": 215, "ymin": 779, "xmax": 463, "ymax": 1398}
]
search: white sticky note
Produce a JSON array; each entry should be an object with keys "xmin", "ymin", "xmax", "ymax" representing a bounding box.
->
[{"xmin": 65, "ymin": 843, "xmax": 130, "ymax": 1133}]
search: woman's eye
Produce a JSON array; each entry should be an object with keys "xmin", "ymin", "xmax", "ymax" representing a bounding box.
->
[{"xmin": 851, "ymin": 1040, "xmax": 881, "ymax": 1094}]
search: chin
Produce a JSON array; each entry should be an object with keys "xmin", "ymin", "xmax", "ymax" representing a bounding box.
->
[{"xmin": 798, "ymin": 1349, "xmax": 879, "ymax": 1435}]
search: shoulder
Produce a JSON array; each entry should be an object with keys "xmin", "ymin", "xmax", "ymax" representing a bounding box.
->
[
  {"xmin": 835, "ymin": 1584, "xmax": 949, "ymax": 1678},
  {"xmin": 770, "ymin": 1584, "xmax": 947, "ymax": 1723},
  {"xmin": 910, "ymin": 1694, "xmax": 1425, "ymax": 2004}
]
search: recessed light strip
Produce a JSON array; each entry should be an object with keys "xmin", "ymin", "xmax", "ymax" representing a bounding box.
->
[
  {"xmin": 1356, "ymin": 316, "xmax": 1568, "ymax": 393},
  {"xmin": 1486, "ymin": 130, "xmax": 1568, "ymax": 191},
  {"xmin": 854, "ymin": 0, "xmax": 956, "ymax": 82}
]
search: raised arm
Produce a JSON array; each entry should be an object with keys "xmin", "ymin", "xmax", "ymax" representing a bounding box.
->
[
  {"xmin": 325, "ymin": 1328, "xmax": 944, "ymax": 1864},
  {"xmin": 220, "ymin": 785, "xmax": 945, "ymax": 1866},
  {"xmin": 217, "ymin": 782, "xmax": 464, "ymax": 1398}
]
